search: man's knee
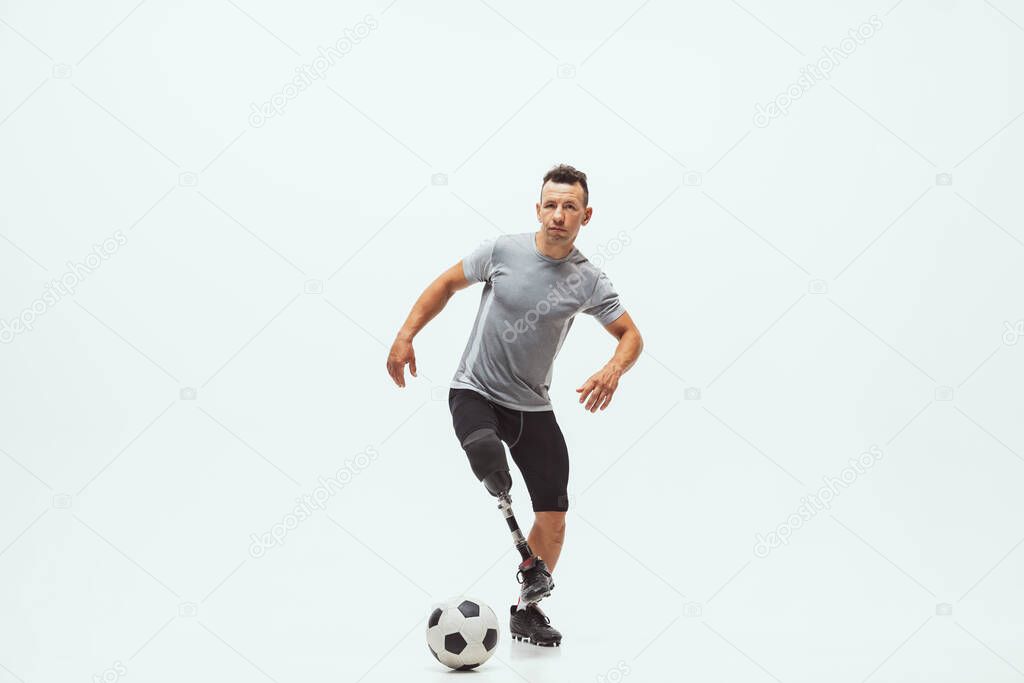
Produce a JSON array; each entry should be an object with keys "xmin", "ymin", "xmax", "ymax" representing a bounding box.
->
[{"xmin": 534, "ymin": 511, "xmax": 566, "ymax": 540}]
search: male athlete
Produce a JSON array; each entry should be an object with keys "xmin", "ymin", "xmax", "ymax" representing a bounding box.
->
[{"xmin": 386, "ymin": 164, "xmax": 643, "ymax": 646}]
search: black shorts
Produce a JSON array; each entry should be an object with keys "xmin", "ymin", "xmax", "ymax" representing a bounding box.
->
[{"xmin": 448, "ymin": 388, "xmax": 570, "ymax": 512}]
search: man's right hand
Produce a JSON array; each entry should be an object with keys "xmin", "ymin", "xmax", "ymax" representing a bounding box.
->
[
  {"xmin": 386, "ymin": 261, "xmax": 471, "ymax": 388},
  {"xmin": 386, "ymin": 336, "xmax": 417, "ymax": 388}
]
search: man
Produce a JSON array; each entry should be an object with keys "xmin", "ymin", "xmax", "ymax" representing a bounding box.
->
[{"xmin": 386, "ymin": 164, "xmax": 643, "ymax": 646}]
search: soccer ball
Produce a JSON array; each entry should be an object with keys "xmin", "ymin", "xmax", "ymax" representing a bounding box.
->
[{"xmin": 426, "ymin": 596, "xmax": 499, "ymax": 670}]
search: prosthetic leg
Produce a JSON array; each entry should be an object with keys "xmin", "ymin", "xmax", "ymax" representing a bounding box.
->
[{"xmin": 461, "ymin": 428, "xmax": 555, "ymax": 603}]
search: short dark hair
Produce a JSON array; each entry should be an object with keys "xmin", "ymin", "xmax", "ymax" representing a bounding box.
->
[{"xmin": 541, "ymin": 164, "xmax": 589, "ymax": 207}]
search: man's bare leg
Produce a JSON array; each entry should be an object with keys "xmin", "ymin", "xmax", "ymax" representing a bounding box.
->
[
  {"xmin": 511, "ymin": 511, "xmax": 566, "ymax": 645},
  {"xmin": 526, "ymin": 511, "xmax": 566, "ymax": 572}
]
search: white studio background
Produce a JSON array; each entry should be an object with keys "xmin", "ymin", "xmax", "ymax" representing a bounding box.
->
[{"xmin": 1, "ymin": 0, "xmax": 1023, "ymax": 681}]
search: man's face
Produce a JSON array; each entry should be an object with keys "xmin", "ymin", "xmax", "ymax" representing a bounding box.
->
[{"xmin": 536, "ymin": 181, "xmax": 592, "ymax": 245}]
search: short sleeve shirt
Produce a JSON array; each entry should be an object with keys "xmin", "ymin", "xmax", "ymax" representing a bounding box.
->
[{"xmin": 450, "ymin": 232, "xmax": 626, "ymax": 410}]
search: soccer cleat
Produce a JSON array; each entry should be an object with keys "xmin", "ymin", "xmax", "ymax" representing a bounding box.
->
[
  {"xmin": 510, "ymin": 603, "xmax": 562, "ymax": 647},
  {"xmin": 516, "ymin": 555, "xmax": 554, "ymax": 603}
]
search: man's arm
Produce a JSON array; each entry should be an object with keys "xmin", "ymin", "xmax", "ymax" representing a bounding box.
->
[
  {"xmin": 386, "ymin": 261, "xmax": 474, "ymax": 388},
  {"xmin": 576, "ymin": 312, "xmax": 643, "ymax": 412}
]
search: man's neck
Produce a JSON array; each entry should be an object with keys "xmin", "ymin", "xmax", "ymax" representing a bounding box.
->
[{"xmin": 534, "ymin": 230, "xmax": 574, "ymax": 260}]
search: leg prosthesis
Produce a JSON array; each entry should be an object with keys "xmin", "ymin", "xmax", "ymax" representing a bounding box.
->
[
  {"xmin": 461, "ymin": 428, "xmax": 555, "ymax": 602},
  {"xmin": 461, "ymin": 428, "xmax": 512, "ymax": 497},
  {"xmin": 461, "ymin": 428, "xmax": 531, "ymax": 561}
]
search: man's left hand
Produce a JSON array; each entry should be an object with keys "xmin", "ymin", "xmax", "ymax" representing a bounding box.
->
[{"xmin": 576, "ymin": 364, "xmax": 622, "ymax": 412}]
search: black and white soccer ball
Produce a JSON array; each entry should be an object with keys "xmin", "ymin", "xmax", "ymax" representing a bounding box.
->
[{"xmin": 426, "ymin": 596, "xmax": 499, "ymax": 670}]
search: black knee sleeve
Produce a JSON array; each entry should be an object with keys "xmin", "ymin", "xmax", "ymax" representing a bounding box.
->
[{"xmin": 461, "ymin": 428, "xmax": 512, "ymax": 497}]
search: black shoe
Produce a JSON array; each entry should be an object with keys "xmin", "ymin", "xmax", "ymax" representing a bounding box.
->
[
  {"xmin": 516, "ymin": 555, "xmax": 554, "ymax": 603},
  {"xmin": 510, "ymin": 603, "xmax": 562, "ymax": 646}
]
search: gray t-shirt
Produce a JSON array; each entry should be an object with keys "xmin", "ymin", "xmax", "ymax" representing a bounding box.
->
[{"xmin": 450, "ymin": 231, "xmax": 626, "ymax": 411}]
